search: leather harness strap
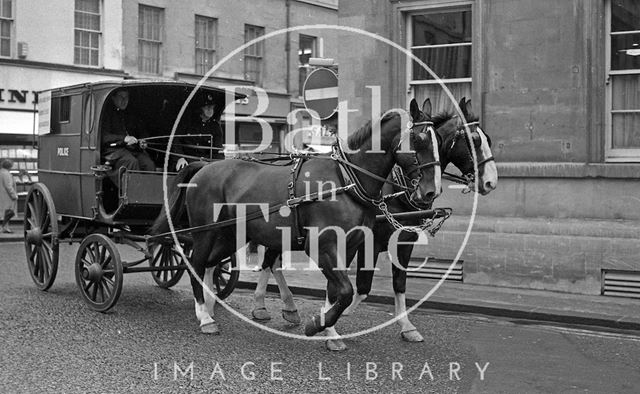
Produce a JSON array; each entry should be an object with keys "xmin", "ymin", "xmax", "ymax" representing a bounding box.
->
[{"xmin": 288, "ymin": 157, "xmax": 306, "ymax": 245}]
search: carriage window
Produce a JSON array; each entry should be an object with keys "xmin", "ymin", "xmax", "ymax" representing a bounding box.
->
[
  {"xmin": 0, "ymin": 0, "xmax": 12, "ymax": 57},
  {"xmin": 244, "ymin": 24, "xmax": 265, "ymax": 85},
  {"xmin": 298, "ymin": 35, "xmax": 317, "ymax": 97},
  {"xmin": 59, "ymin": 96, "xmax": 71, "ymax": 123},
  {"xmin": 606, "ymin": 0, "xmax": 640, "ymax": 161},
  {"xmin": 138, "ymin": 5, "xmax": 164, "ymax": 74},
  {"xmin": 83, "ymin": 93, "xmax": 95, "ymax": 134},
  {"xmin": 409, "ymin": 6, "xmax": 472, "ymax": 112},
  {"xmin": 195, "ymin": 15, "xmax": 217, "ymax": 75},
  {"xmin": 74, "ymin": 0, "xmax": 101, "ymax": 66}
]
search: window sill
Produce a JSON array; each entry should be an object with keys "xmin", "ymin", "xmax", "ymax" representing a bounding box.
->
[{"xmin": 495, "ymin": 162, "xmax": 640, "ymax": 179}]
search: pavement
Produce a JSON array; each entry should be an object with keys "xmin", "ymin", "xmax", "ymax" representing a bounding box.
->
[
  {"xmin": 0, "ymin": 218, "xmax": 23, "ymax": 241},
  {"xmin": 6, "ymin": 218, "xmax": 640, "ymax": 333}
]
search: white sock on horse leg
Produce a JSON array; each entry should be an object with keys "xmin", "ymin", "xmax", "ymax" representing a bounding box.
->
[
  {"xmin": 194, "ymin": 299, "xmax": 214, "ymax": 326},
  {"xmin": 203, "ymin": 267, "xmax": 217, "ymax": 316}
]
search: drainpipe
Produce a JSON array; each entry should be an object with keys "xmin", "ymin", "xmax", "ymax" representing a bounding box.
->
[{"xmin": 285, "ymin": 0, "xmax": 291, "ymax": 94}]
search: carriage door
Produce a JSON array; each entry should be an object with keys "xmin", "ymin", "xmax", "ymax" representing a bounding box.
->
[
  {"xmin": 37, "ymin": 94, "xmax": 83, "ymax": 216},
  {"xmin": 79, "ymin": 91, "xmax": 98, "ymax": 218}
]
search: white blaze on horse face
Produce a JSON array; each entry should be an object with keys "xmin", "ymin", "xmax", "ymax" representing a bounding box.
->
[
  {"xmin": 476, "ymin": 127, "xmax": 498, "ymax": 191},
  {"xmin": 430, "ymin": 127, "xmax": 442, "ymax": 198}
]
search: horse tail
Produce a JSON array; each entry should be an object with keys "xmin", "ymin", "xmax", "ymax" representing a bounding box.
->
[{"xmin": 150, "ymin": 161, "xmax": 208, "ymax": 235}]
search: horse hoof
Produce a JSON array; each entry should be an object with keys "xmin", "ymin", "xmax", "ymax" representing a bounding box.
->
[
  {"xmin": 304, "ymin": 316, "xmax": 322, "ymax": 337},
  {"xmin": 200, "ymin": 322, "xmax": 220, "ymax": 335},
  {"xmin": 251, "ymin": 307, "xmax": 271, "ymax": 321},
  {"xmin": 400, "ymin": 329, "xmax": 424, "ymax": 342},
  {"xmin": 326, "ymin": 339, "xmax": 347, "ymax": 351},
  {"xmin": 282, "ymin": 309, "xmax": 301, "ymax": 325}
]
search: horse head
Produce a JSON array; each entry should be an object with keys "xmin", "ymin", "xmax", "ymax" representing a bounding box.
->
[
  {"xmin": 437, "ymin": 98, "xmax": 498, "ymax": 195},
  {"xmin": 394, "ymin": 98, "xmax": 442, "ymax": 205}
]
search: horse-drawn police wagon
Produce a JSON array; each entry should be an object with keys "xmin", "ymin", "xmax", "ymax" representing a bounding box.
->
[{"xmin": 24, "ymin": 80, "xmax": 242, "ymax": 311}]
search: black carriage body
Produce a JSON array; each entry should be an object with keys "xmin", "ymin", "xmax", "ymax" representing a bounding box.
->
[
  {"xmin": 37, "ymin": 80, "xmax": 237, "ymax": 227},
  {"xmin": 24, "ymin": 80, "xmax": 242, "ymax": 310}
]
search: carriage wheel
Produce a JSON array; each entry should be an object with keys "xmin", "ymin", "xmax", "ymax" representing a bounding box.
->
[
  {"xmin": 75, "ymin": 234, "xmax": 123, "ymax": 312},
  {"xmin": 149, "ymin": 241, "xmax": 187, "ymax": 288},
  {"xmin": 24, "ymin": 183, "xmax": 59, "ymax": 291},
  {"xmin": 212, "ymin": 254, "xmax": 239, "ymax": 300}
]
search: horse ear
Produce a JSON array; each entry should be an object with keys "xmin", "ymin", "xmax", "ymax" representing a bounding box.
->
[
  {"xmin": 458, "ymin": 97, "xmax": 469, "ymax": 118},
  {"xmin": 465, "ymin": 99, "xmax": 473, "ymax": 114},
  {"xmin": 409, "ymin": 98, "xmax": 420, "ymax": 120},
  {"xmin": 422, "ymin": 98, "xmax": 432, "ymax": 117}
]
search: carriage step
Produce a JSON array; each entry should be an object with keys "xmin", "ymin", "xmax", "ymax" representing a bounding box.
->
[
  {"xmin": 602, "ymin": 270, "xmax": 640, "ymax": 299},
  {"xmin": 406, "ymin": 257, "xmax": 463, "ymax": 282}
]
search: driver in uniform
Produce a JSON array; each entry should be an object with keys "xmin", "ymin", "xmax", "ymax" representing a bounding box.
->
[
  {"xmin": 173, "ymin": 92, "xmax": 224, "ymax": 171},
  {"xmin": 101, "ymin": 88, "xmax": 155, "ymax": 185}
]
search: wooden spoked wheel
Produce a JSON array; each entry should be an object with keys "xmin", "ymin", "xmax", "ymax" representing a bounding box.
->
[
  {"xmin": 75, "ymin": 234, "xmax": 123, "ymax": 312},
  {"xmin": 212, "ymin": 254, "xmax": 239, "ymax": 300},
  {"xmin": 149, "ymin": 241, "xmax": 187, "ymax": 288},
  {"xmin": 24, "ymin": 183, "xmax": 59, "ymax": 291}
]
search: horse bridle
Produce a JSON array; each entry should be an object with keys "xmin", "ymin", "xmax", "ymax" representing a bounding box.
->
[
  {"xmin": 394, "ymin": 120, "xmax": 441, "ymax": 191},
  {"xmin": 442, "ymin": 120, "xmax": 495, "ymax": 186},
  {"xmin": 329, "ymin": 119, "xmax": 441, "ymax": 205}
]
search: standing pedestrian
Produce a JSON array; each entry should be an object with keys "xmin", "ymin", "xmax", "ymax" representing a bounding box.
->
[{"xmin": 0, "ymin": 159, "xmax": 18, "ymax": 233}]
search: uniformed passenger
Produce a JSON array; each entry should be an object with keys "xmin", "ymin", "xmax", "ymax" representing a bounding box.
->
[
  {"xmin": 173, "ymin": 92, "xmax": 224, "ymax": 171},
  {"xmin": 101, "ymin": 88, "xmax": 155, "ymax": 184}
]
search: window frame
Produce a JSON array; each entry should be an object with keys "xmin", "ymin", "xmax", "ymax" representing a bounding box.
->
[
  {"xmin": 605, "ymin": 0, "xmax": 640, "ymax": 162},
  {"xmin": 138, "ymin": 4, "xmax": 164, "ymax": 75},
  {"xmin": 73, "ymin": 0, "xmax": 102, "ymax": 67},
  {"xmin": 298, "ymin": 34, "xmax": 317, "ymax": 97},
  {"xmin": 195, "ymin": 15, "xmax": 218, "ymax": 75},
  {"xmin": 0, "ymin": 0, "xmax": 13, "ymax": 58},
  {"xmin": 244, "ymin": 24, "xmax": 265, "ymax": 84},
  {"xmin": 405, "ymin": 1, "xmax": 474, "ymax": 111}
]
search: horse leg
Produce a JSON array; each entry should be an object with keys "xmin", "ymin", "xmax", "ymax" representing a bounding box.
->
[
  {"xmin": 393, "ymin": 242, "xmax": 423, "ymax": 342},
  {"xmin": 189, "ymin": 234, "xmax": 218, "ymax": 334},
  {"xmin": 251, "ymin": 247, "xmax": 278, "ymax": 321},
  {"xmin": 322, "ymin": 296, "xmax": 347, "ymax": 351},
  {"xmin": 304, "ymin": 242, "xmax": 354, "ymax": 341},
  {"xmin": 203, "ymin": 266, "xmax": 217, "ymax": 317},
  {"xmin": 344, "ymin": 239, "xmax": 384, "ymax": 316},
  {"xmin": 269, "ymin": 256, "xmax": 301, "ymax": 325}
]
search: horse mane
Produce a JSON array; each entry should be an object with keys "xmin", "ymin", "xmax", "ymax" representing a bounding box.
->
[
  {"xmin": 432, "ymin": 110, "xmax": 479, "ymax": 128},
  {"xmin": 347, "ymin": 112, "xmax": 399, "ymax": 150}
]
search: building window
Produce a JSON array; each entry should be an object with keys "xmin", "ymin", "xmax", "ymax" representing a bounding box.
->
[
  {"xmin": 298, "ymin": 35, "xmax": 316, "ymax": 96},
  {"xmin": 195, "ymin": 15, "xmax": 217, "ymax": 75},
  {"xmin": 409, "ymin": 6, "xmax": 472, "ymax": 112},
  {"xmin": 138, "ymin": 5, "xmax": 164, "ymax": 74},
  {"xmin": 74, "ymin": 0, "xmax": 101, "ymax": 66},
  {"xmin": 606, "ymin": 0, "xmax": 640, "ymax": 161},
  {"xmin": 244, "ymin": 24, "xmax": 265, "ymax": 84},
  {"xmin": 0, "ymin": 0, "xmax": 12, "ymax": 57}
]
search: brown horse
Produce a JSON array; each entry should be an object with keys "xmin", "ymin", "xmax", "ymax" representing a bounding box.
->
[
  {"xmin": 249, "ymin": 98, "xmax": 497, "ymax": 349},
  {"xmin": 151, "ymin": 98, "xmax": 442, "ymax": 338},
  {"xmin": 343, "ymin": 98, "xmax": 497, "ymax": 343}
]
